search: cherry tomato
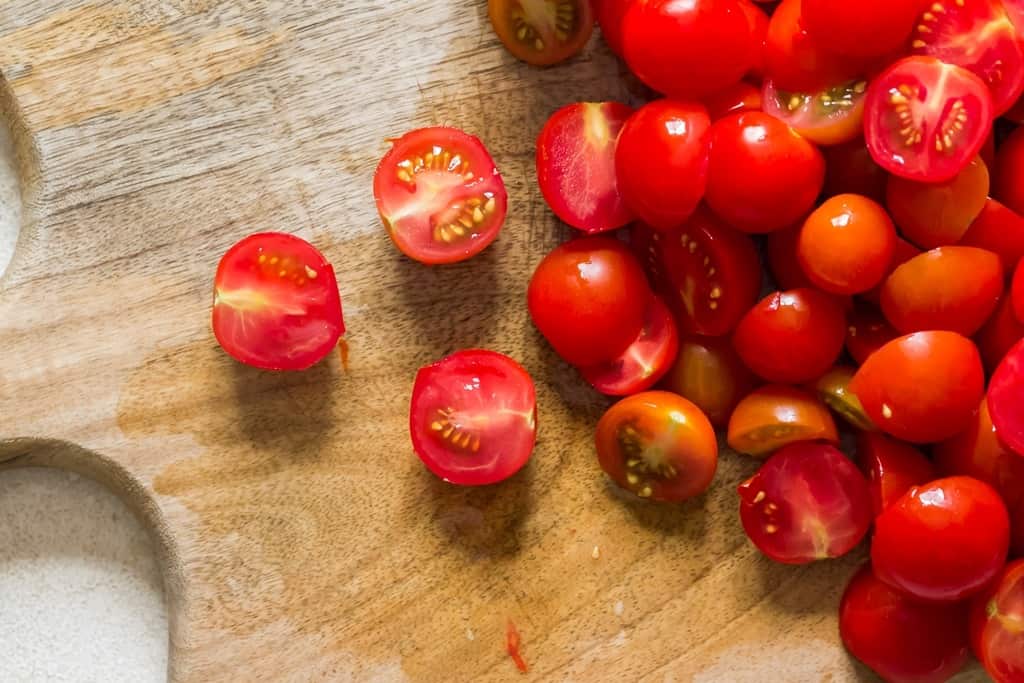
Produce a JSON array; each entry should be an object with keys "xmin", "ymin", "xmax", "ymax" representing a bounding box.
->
[
  {"xmin": 796, "ymin": 194, "xmax": 897, "ymax": 295},
  {"xmin": 662, "ymin": 335, "xmax": 759, "ymax": 428},
  {"xmin": 909, "ymin": 0, "xmax": 1024, "ymax": 116},
  {"xmin": 738, "ymin": 442, "xmax": 871, "ymax": 564},
  {"xmin": 857, "ymin": 431, "xmax": 936, "ymax": 517},
  {"xmin": 977, "ymin": 290, "xmax": 1024, "ymax": 374},
  {"xmin": 595, "ymin": 0, "xmax": 630, "ymax": 56},
  {"xmin": 1015, "ymin": 259, "xmax": 1024, "ymax": 321},
  {"xmin": 374, "ymin": 127, "xmax": 509, "ymax": 264},
  {"xmin": 960, "ymin": 198, "xmax": 1024, "ymax": 275},
  {"xmin": 802, "ymin": 0, "xmax": 922, "ymax": 58},
  {"xmin": 580, "ymin": 296, "xmax": 679, "ymax": 396},
  {"xmin": 840, "ymin": 564, "xmax": 970, "ymax": 683},
  {"xmin": 489, "ymin": 0, "xmax": 594, "ymax": 66},
  {"xmin": 632, "ymin": 209, "xmax": 761, "ymax": 336},
  {"xmin": 705, "ymin": 112, "xmax": 825, "ymax": 233},
  {"xmin": 1008, "ymin": 0, "xmax": 1024, "ymax": 33},
  {"xmin": 212, "ymin": 232, "xmax": 345, "ymax": 371},
  {"xmin": 615, "ymin": 100, "xmax": 711, "ymax": 230},
  {"xmin": 527, "ymin": 237, "xmax": 650, "ymax": 366},
  {"xmin": 970, "ymin": 559, "xmax": 1024, "ymax": 683},
  {"xmin": 823, "ymin": 138, "xmax": 888, "ymax": 203},
  {"xmin": 873, "ymin": 476, "xmax": 1010, "ymax": 602},
  {"xmin": 738, "ymin": 0, "xmax": 769, "ymax": 77},
  {"xmin": 846, "ymin": 303, "xmax": 899, "ymax": 365},
  {"xmin": 727, "ymin": 384, "xmax": 839, "ymax": 457},
  {"xmin": 994, "ymin": 125, "xmax": 1024, "ymax": 216},
  {"xmin": 982, "ymin": 129, "xmax": 998, "ymax": 168},
  {"xmin": 761, "ymin": 78, "xmax": 867, "ymax": 146},
  {"xmin": 622, "ymin": 0, "xmax": 754, "ymax": 99},
  {"xmin": 595, "ymin": 391, "xmax": 718, "ymax": 502},
  {"xmin": 851, "ymin": 331, "xmax": 985, "ymax": 443},
  {"xmin": 536, "ymin": 102, "xmax": 634, "ymax": 233},
  {"xmin": 703, "ymin": 81, "xmax": 763, "ymax": 120},
  {"xmin": 989, "ymin": 338, "xmax": 1024, "ymax": 457},
  {"xmin": 815, "ymin": 366, "xmax": 874, "ymax": 431},
  {"xmin": 410, "ymin": 350, "xmax": 537, "ymax": 486},
  {"xmin": 865, "ymin": 56, "xmax": 994, "ymax": 183},
  {"xmin": 881, "ymin": 246, "xmax": 1004, "ymax": 336},
  {"xmin": 765, "ymin": 225, "xmax": 815, "ymax": 291},
  {"xmin": 1006, "ymin": 92, "xmax": 1024, "ymax": 124},
  {"xmin": 860, "ymin": 236, "xmax": 922, "ymax": 306},
  {"xmin": 886, "ymin": 156, "xmax": 991, "ymax": 249},
  {"xmin": 733, "ymin": 288, "xmax": 847, "ymax": 384}
]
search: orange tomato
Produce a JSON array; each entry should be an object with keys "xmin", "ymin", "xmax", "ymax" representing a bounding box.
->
[{"xmin": 727, "ymin": 384, "xmax": 839, "ymax": 457}]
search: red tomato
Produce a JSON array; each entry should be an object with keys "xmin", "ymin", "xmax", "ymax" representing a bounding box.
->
[
  {"xmin": 865, "ymin": 56, "xmax": 994, "ymax": 183},
  {"xmin": 846, "ymin": 303, "xmax": 900, "ymax": 365},
  {"xmin": 860, "ymin": 236, "xmax": 923, "ymax": 306},
  {"xmin": 761, "ymin": 78, "xmax": 868, "ymax": 146},
  {"xmin": 615, "ymin": 100, "xmax": 711, "ymax": 230},
  {"xmin": 797, "ymin": 194, "xmax": 897, "ymax": 295},
  {"xmin": 595, "ymin": 0, "xmax": 630, "ymax": 56},
  {"xmin": 738, "ymin": 0, "xmax": 769, "ymax": 77},
  {"xmin": 857, "ymin": 431, "xmax": 936, "ymax": 517},
  {"xmin": 880, "ymin": 246, "xmax": 1004, "ymax": 336},
  {"xmin": 703, "ymin": 81, "xmax": 763, "ymax": 120},
  {"xmin": 802, "ymin": 0, "xmax": 922, "ymax": 58},
  {"xmin": 840, "ymin": 564, "xmax": 970, "ymax": 683},
  {"xmin": 705, "ymin": 111, "xmax": 826, "ymax": 233},
  {"xmin": 815, "ymin": 366, "xmax": 875, "ymax": 430},
  {"xmin": 527, "ymin": 237, "xmax": 650, "ymax": 367},
  {"xmin": 851, "ymin": 331, "xmax": 985, "ymax": 443},
  {"xmin": 886, "ymin": 156, "xmax": 991, "ymax": 249},
  {"xmin": 970, "ymin": 559, "xmax": 1024, "ymax": 683},
  {"xmin": 727, "ymin": 384, "xmax": 839, "ymax": 457},
  {"xmin": 1008, "ymin": 0, "xmax": 1024, "ymax": 32},
  {"xmin": 488, "ymin": 0, "xmax": 594, "ymax": 66},
  {"xmin": 960, "ymin": 198, "xmax": 1024, "ymax": 275},
  {"xmin": 977, "ymin": 290, "xmax": 1024, "ymax": 374},
  {"xmin": 766, "ymin": 225, "xmax": 815, "ymax": 291},
  {"xmin": 733, "ymin": 289, "xmax": 847, "ymax": 384},
  {"xmin": 872, "ymin": 476, "xmax": 1010, "ymax": 602},
  {"xmin": 579, "ymin": 296, "xmax": 679, "ymax": 396},
  {"xmin": 410, "ymin": 350, "xmax": 536, "ymax": 486},
  {"xmin": 1015, "ymin": 259, "xmax": 1024, "ymax": 322},
  {"xmin": 212, "ymin": 232, "xmax": 345, "ymax": 371},
  {"xmin": 374, "ymin": 127, "xmax": 508, "ymax": 264},
  {"xmin": 632, "ymin": 209, "xmax": 761, "ymax": 336},
  {"xmin": 661, "ymin": 335, "xmax": 759, "ymax": 428},
  {"xmin": 1006, "ymin": 92, "xmax": 1024, "ymax": 124},
  {"xmin": 621, "ymin": 0, "xmax": 754, "ymax": 99},
  {"xmin": 823, "ymin": 138, "xmax": 888, "ymax": 203},
  {"xmin": 994, "ymin": 125, "xmax": 1024, "ymax": 216},
  {"xmin": 982, "ymin": 130, "xmax": 997, "ymax": 168},
  {"xmin": 738, "ymin": 442, "xmax": 872, "ymax": 564},
  {"xmin": 595, "ymin": 391, "xmax": 718, "ymax": 502},
  {"xmin": 536, "ymin": 102, "xmax": 634, "ymax": 233},
  {"xmin": 989, "ymin": 338, "xmax": 1024, "ymax": 457},
  {"xmin": 909, "ymin": 0, "xmax": 1024, "ymax": 116}
]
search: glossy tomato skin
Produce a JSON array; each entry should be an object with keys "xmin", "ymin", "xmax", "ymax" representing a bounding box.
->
[
  {"xmin": 761, "ymin": 78, "xmax": 868, "ymax": 147},
  {"xmin": 1015, "ymin": 259, "xmax": 1024, "ymax": 322},
  {"xmin": 840, "ymin": 564, "xmax": 970, "ymax": 683},
  {"xmin": 596, "ymin": 0, "xmax": 631, "ymax": 56},
  {"xmin": 489, "ymin": 0, "xmax": 594, "ymax": 66},
  {"xmin": 622, "ymin": 0, "xmax": 754, "ymax": 100},
  {"xmin": 595, "ymin": 391, "xmax": 718, "ymax": 502},
  {"xmin": 733, "ymin": 289, "xmax": 847, "ymax": 384},
  {"xmin": 971, "ymin": 560, "xmax": 1024, "ymax": 682},
  {"xmin": 615, "ymin": 100, "xmax": 711, "ymax": 230},
  {"xmin": 537, "ymin": 102, "xmax": 634, "ymax": 233},
  {"xmin": 861, "ymin": 236, "xmax": 922, "ymax": 306},
  {"xmin": 703, "ymin": 81, "xmax": 763, "ymax": 120},
  {"xmin": 212, "ymin": 232, "xmax": 345, "ymax": 371},
  {"xmin": 960, "ymin": 198, "xmax": 1024, "ymax": 275},
  {"xmin": 989, "ymin": 338, "xmax": 1024, "ymax": 457},
  {"xmin": 705, "ymin": 111, "xmax": 825, "ymax": 233},
  {"xmin": 976, "ymin": 291, "xmax": 1024, "ymax": 374},
  {"xmin": 872, "ymin": 476, "xmax": 1010, "ymax": 602},
  {"xmin": 815, "ymin": 366, "xmax": 874, "ymax": 431},
  {"xmin": 846, "ymin": 303, "xmax": 900, "ymax": 365},
  {"xmin": 851, "ymin": 331, "xmax": 985, "ymax": 443},
  {"xmin": 738, "ymin": 0, "xmax": 769, "ymax": 77},
  {"xmin": 857, "ymin": 431, "xmax": 936, "ymax": 517},
  {"xmin": 528, "ymin": 237, "xmax": 649, "ymax": 367},
  {"xmin": 738, "ymin": 442, "xmax": 872, "ymax": 564},
  {"xmin": 802, "ymin": 0, "xmax": 921, "ymax": 58},
  {"xmin": 823, "ymin": 138, "xmax": 888, "ymax": 203},
  {"xmin": 410, "ymin": 350, "xmax": 537, "ymax": 486},
  {"xmin": 662, "ymin": 335, "xmax": 759, "ymax": 428},
  {"xmin": 994, "ymin": 125, "xmax": 1024, "ymax": 216},
  {"xmin": 727, "ymin": 384, "xmax": 839, "ymax": 457}
]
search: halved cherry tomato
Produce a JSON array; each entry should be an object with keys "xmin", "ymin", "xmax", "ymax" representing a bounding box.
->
[
  {"xmin": 528, "ymin": 237, "xmax": 649, "ymax": 367},
  {"xmin": 841, "ymin": 564, "xmax": 970, "ymax": 683},
  {"xmin": 661, "ymin": 335, "xmax": 759, "ymax": 428},
  {"xmin": 994, "ymin": 125, "xmax": 1024, "ymax": 216},
  {"xmin": 374, "ymin": 127, "xmax": 508, "ymax": 265},
  {"xmin": 881, "ymin": 246, "xmax": 1004, "ymax": 336},
  {"xmin": 860, "ymin": 236, "xmax": 922, "ymax": 306},
  {"xmin": 802, "ymin": 0, "xmax": 922, "ymax": 58},
  {"xmin": 857, "ymin": 431, "xmax": 936, "ymax": 517},
  {"xmin": 212, "ymin": 232, "xmax": 345, "ymax": 371},
  {"xmin": 615, "ymin": 100, "xmax": 711, "ymax": 230},
  {"xmin": 865, "ymin": 56, "xmax": 994, "ymax": 183},
  {"xmin": 851, "ymin": 331, "xmax": 985, "ymax": 443},
  {"xmin": 632, "ymin": 209, "xmax": 761, "ymax": 336},
  {"xmin": 595, "ymin": 391, "xmax": 718, "ymax": 502},
  {"xmin": 989, "ymin": 338, "xmax": 1024, "ymax": 457},
  {"xmin": 727, "ymin": 384, "xmax": 839, "ymax": 457},
  {"xmin": 823, "ymin": 138, "xmax": 888, "ymax": 203},
  {"xmin": 489, "ymin": 0, "xmax": 594, "ymax": 66},
  {"xmin": 733, "ymin": 288, "xmax": 847, "ymax": 384},
  {"xmin": 703, "ymin": 81, "xmax": 763, "ymax": 120},
  {"xmin": 846, "ymin": 303, "xmax": 900, "ymax": 365},
  {"xmin": 410, "ymin": 349, "xmax": 537, "ymax": 486},
  {"xmin": 595, "ymin": 0, "xmax": 630, "ymax": 57},
  {"xmin": 976, "ymin": 291, "xmax": 1024, "ymax": 374},
  {"xmin": 761, "ymin": 78, "xmax": 867, "ymax": 146},
  {"xmin": 536, "ymin": 102, "xmax": 634, "ymax": 233},
  {"xmin": 909, "ymin": 0, "xmax": 1024, "ymax": 116},
  {"xmin": 872, "ymin": 476, "xmax": 1010, "ymax": 602},
  {"xmin": 738, "ymin": 441, "xmax": 872, "ymax": 564},
  {"xmin": 1008, "ymin": 0, "xmax": 1024, "ymax": 32},
  {"xmin": 816, "ymin": 366, "xmax": 874, "ymax": 431},
  {"xmin": 970, "ymin": 559, "xmax": 1024, "ymax": 682},
  {"xmin": 580, "ymin": 296, "xmax": 679, "ymax": 396},
  {"xmin": 960, "ymin": 198, "xmax": 1024, "ymax": 274},
  {"xmin": 766, "ymin": 225, "xmax": 815, "ymax": 291}
]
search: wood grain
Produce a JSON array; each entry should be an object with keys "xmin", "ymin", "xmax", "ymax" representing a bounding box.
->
[{"xmin": 0, "ymin": 2, "xmax": 988, "ymax": 681}]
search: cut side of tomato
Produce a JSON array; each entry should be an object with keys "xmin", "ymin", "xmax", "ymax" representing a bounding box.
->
[
  {"xmin": 212, "ymin": 232, "xmax": 345, "ymax": 371},
  {"xmin": 761, "ymin": 78, "xmax": 868, "ymax": 146},
  {"xmin": 960, "ymin": 198, "xmax": 1024, "ymax": 274},
  {"xmin": 857, "ymin": 431, "xmax": 936, "ymax": 517},
  {"xmin": 727, "ymin": 384, "xmax": 839, "ymax": 457},
  {"xmin": 374, "ymin": 127, "xmax": 508, "ymax": 264},
  {"xmin": 988, "ymin": 338, "xmax": 1024, "ymax": 457},
  {"xmin": 410, "ymin": 349, "xmax": 537, "ymax": 486},
  {"xmin": 970, "ymin": 560, "xmax": 1024, "ymax": 682},
  {"xmin": 816, "ymin": 366, "xmax": 875, "ymax": 431},
  {"xmin": 489, "ymin": 0, "xmax": 595, "ymax": 66},
  {"xmin": 662, "ymin": 335, "xmax": 759, "ymax": 429}
]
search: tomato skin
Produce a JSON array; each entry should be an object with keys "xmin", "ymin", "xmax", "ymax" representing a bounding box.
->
[
  {"xmin": 705, "ymin": 112, "xmax": 825, "ymax": 233},
  {"xmin": 970, "ymin": 559, "xmax": 1024, "ymax": 682},
  {"xmin": 976, "ymin": 290, "xmax": 1024, "ymax": 374},
  {"xmin": 989, "ymin": 338, "xmax": 1024, "ymax": 457},
  {"xmin": 595, "ymin": 391, "xmax": 718, "ymax": 502},
  {"xmin": 823, "ymin": 138, "xmax": 888, "ymax": 204},
  {"xmin": 1015, "ymin": 259, "xmax": 1024, "ymax": 323},
  {"xmin": 815, "ymin": 366, "xmax": 875, "ymax": 431},
  {"xmin": 960, "ymin": 198, "xmax": 1024, "ymax": 275},
  {"xmin": 733, "ymin": 288, "xmax": 847, "ymax": 384},
  {"xmin": 880, "ymin": 246, "xmax": 1004, "ymax": 336},
  {"xmin": 662, "ymin": 335, "xmax": 759, "ymax": 428},
  {"xmin": 994, "ymin": 125, "xmax": 1024, "ymax": 216},
  {"xmin": 738, "ymin": 442, "xmax": 872, "ymax": 564},
  {"xmin": 615, "ymin": 100, "xmax": 711, "ymax": 230},
  {"xmin": 846, "ymin": 303, "xmax": 900, "ymax": 365},
  {"xmin": 840, "ymin": 564, "xmax": 970, "ymax": 683},
  {"xmin": 851, "ymin": 331, "xmax": 985, "ymax": 443},
  {"xmin": 596, "ymin": 0, "xmax": 630, "ymax": 56},
  {"xmin": 703, "ymin": 81, "xmax": 763, "ymax": 120},
  {"xmin": 857, "ymin": 431, "xmax": 936, "ymax": 517},
  {"xmin": 727, "ymin": 384, "xmax": 839, "ymax": 457},
  {"xmin": 802, "ymin": 0, "xmax": 922, "ymax": 58},
  {"xmin": 766, "ymin": 225, "xmax": 815, "ymax": 291},
  {"xmin": 527, "ymin": 237, "xmax": 650, "ymax": 367},
  {"xmin": 761, "ymin": 78, "xmax": 868, "ymax": 146},
  {"xmin": 860, "ymin": 236, "xmax": 922, "ymax": 306},
  {"xmin": 738, "ymin": 0, "xmax": 769, "ymax": 77},
  {"xmin": 489, "ymin": 0, "xmax": 594, "ymax": 66},
  {"xmin": 872, "ymin": 476, "xmax": 1010, "ymax": 602}
]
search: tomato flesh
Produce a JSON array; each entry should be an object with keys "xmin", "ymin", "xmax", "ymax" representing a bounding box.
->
[
  {"xmin": 761, "ymin": 78, "xmax": 867, "ymax": 147},
  {"xmin": 662, "ymin": 335, "xmax": 758, "ymax": 429},
  {"xmin": 727, "ymin": 384, "xmax": 838, "ymax": 457},
  {"xmin": 989, "ymin": 338, "xmax": 1024, "ymax": 457},
  {"xmin": 489, "ymin": 0, "xmax": 595, "ymax": 66},
  {"xmin": 970, "ymin": 559, "xmax": 1024, "ymax": 682},
  {"xmin": 857, "ymin": 431, "xmax": 936, "ymax": 517}
]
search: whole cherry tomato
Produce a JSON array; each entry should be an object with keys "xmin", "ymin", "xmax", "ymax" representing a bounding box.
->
[
  {"xmin": 857, "ymin": 431, "xmax": 936, "ymax": 517},
  {"xmin": 802, "ymin": 0, "xmax": 922, "ymax": 58},
  {"xmin": 662, "ymin": 335, "xmax": 759, "ymax": 428}
]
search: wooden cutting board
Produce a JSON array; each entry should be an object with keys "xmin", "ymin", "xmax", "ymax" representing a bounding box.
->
[{"xmin": 0, "ymin": 2, "xmax": 986, "ymax": 681}]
